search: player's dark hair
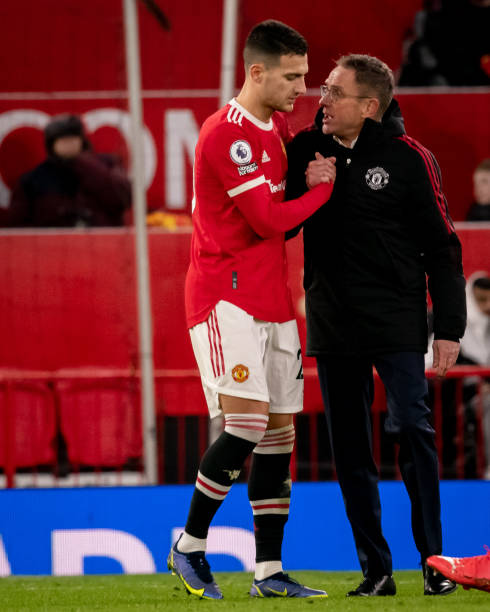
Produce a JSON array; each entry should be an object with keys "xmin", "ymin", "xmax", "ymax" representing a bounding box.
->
[
  {"xmin": 474, "ymin": 276, "xmax": 490, "ymax": 291},
  {"xmin": 243, "ymin": 20, "xmax": 308, "ymax": 68},
  {"xmin": 337, "ymin": 54, "xmax": 394, "ymax": 117}
]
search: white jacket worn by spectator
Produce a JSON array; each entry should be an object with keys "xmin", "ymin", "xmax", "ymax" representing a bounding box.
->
[
  {"xmin": 426, "ymin": 272, "xmax": 490, "ymax": 478},
  {"xmin": 461, "ymin": 272, "xmax": 490, "ymax": 365},
  {"xmin": 426, "ymin": 271, "xmax": 490, "ymax": 367}
]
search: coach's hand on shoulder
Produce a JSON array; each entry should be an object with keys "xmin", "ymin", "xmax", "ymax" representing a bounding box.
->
[
  {"xmin": 306, "ymin": 152, "xmax": 336, "ymax": 189},
  {"xmin": 432, "ymin": 339, "xmax": 460, "ymax": 378}
]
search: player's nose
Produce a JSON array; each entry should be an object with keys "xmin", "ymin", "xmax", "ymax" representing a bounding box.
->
[{"xmin": 296, "ymin": 77, "xmax": 306, "ymax": 95}]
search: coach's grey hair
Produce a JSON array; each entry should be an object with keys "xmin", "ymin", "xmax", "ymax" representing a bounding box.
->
[{"xmin": 337, "ymin": 54, "xmax": 394, "ymax": 117}]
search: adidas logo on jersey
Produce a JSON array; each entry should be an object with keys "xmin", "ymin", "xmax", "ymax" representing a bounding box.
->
[{"xmin": 261, "ymin": 150, "xmax": 271, "ymax": 163}]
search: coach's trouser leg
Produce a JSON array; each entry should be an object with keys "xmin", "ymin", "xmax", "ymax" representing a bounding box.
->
[
  {"xmin": 374, "ymin": 352, "xmax": 442, "ymax": 560},
  {"xmin": 317, "ymin": 356, "xmax": 392, "ymax": 578}
]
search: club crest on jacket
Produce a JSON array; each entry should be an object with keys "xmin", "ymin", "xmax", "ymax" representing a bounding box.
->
[{"xmin": 365, "ymin": 166, "xmax": 389, "ymax": 190}]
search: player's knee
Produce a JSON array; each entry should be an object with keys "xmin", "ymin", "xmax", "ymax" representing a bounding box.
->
[
  {"xmin": 224, "ymin": 413, "xmax": 269, "ymax": 444},
  {"xmin": 254, "ymin": 424, "xmax": 295, "ymax": 454}
]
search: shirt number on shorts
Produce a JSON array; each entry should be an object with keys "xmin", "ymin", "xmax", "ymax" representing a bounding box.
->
[{"xmin": 296, "ymin": 349, "xmax": 304, "ymax": 380}]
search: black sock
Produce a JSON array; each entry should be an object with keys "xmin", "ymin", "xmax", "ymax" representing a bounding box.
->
[
  {"xmin": 248, "ymin": 450, "xmax": 292, "ymax": 562},
  {"xmin": 185, "ymin": 431, "xmax": 256, "ymax": 538}
]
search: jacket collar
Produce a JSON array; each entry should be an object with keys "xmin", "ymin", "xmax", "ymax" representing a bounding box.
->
[{"xmin": 313, "ymin": 98, "xmax": 406, "ymax": 150}]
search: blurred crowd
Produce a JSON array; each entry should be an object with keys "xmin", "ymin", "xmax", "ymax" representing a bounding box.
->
[
  {"xmin": 6, "ymin": 114, "xmax": 131, "ymax": 228},
  {"xmin": 0, "ymin": 1, "xmax": 488, "ymax": 228},
  {"xmin": 0, "ymin": 2, "xmax": 488, "ymax": 481},
  {"xmin": 399, "ymin": 0, "xmax": 490, "ymax": 87}
]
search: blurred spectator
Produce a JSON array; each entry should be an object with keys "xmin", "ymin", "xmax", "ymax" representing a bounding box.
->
[
  {"xmin": 398, "ymin": 0, "xmax": 490, "ymax": 87},
  {"xmin": 459, "ymin": 273, "xmax": 490, "ymax": 368},
  {"xmin": 466, "ymin": 159, "xmax": 490, "ymax": 222},
  {"xmin": 459, "ymin": 273, "xmax": 490, "ymax": 478},
  {"xmin": 426, "ymin": 272, "xmax": 490, "ymax": 477},
  {"xmin": 6, "ymin": 114, "xmax": 131, "ymax": 227}
]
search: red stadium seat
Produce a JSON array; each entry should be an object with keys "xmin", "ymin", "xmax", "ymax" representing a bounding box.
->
[
  {"xmin": 0, "ymin": 381, "xmax": 57, "ymax": 467},
  {"xmin": 155, "ymin": 375, "xmax": 207, "ymax": 416},
  {"xmin": 55, "ymin": 378, "xmax": 142, "ymax": 466}
]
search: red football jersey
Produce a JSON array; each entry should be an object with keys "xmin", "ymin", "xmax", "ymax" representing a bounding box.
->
[{"xmin": 185, "ymin": 98, "xmax": 332, "ymax": 328}]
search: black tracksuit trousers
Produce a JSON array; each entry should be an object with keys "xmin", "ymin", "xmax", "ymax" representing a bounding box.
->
[{"xmin": 317, "ymin": 352, "xmax": 442, "ymax": 578}]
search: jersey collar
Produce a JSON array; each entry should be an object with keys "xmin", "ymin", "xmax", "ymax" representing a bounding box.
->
[{"xmin": 229, "ymin": 98, "xmax": 274, "ymax": 131}]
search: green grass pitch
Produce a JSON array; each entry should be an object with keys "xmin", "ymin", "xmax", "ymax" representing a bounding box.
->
[{"xmin": 0, "ymin": 571, "xmax": 487, "ymax": 611}]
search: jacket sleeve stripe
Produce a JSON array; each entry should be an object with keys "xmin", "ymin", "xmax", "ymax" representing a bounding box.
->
[
  {"xmin": 427, "ymin": 147, "xmax": 455, "ymax": 231},
  {"xmin": 398, "ymin": 135, "xmax": 454, "ymax": 234}
]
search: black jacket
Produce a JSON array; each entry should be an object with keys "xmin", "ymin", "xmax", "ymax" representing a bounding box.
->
[
  {"xmin": 286, "ymin": 100, "xmax": 466, "ymax": 357},
  {"xmin": 465, "ymin": 202, "xmax": 490, "ymax": 222},
  {"xmin": 7, "ymin": 152, "xmax": 131, "ymax": 228}
]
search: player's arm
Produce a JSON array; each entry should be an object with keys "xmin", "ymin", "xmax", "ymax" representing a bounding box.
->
[
  {"xmin": 284, "ymin": 130, "xmax": 320, "ymax": 240},
  {"xmin": 207, "ymin": 122, "xmax": 334, "ymax": 239},
  {"xmin": 231, "ymin": 168, "xmax": 334, "ymax": 239}
]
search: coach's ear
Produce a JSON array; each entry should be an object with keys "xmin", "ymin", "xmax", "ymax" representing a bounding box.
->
[{"xmin": 362, "ymin": 97, "xmax": 380, "ymax": 120}]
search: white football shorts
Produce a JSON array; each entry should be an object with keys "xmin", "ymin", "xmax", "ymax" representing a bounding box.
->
[{"xmin": 189, "ymin": 300, "xmax": 304, "ymax": 419}]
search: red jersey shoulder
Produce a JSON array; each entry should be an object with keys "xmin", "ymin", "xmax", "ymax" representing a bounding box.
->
[
  {"xmin": 272, "ymin": 111, "xmax": 293, "ymax": 145},
  {"xmin": 203, "ymin": 105, "xmax": 257, "ymax": 140},
  {"xmin": 200, "ymin": 105, "xmax": 261, "ymax": 168}
]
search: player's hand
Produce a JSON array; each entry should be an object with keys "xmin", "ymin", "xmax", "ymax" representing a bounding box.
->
[
  {"xmin": 432, "ymin": 339, "xmax": 460, "ymax": 377},
  {"xmin": 306, "ymin": 152, "xmax": 336, "ymax": 189}
]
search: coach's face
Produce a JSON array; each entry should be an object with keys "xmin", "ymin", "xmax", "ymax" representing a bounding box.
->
[
  {"xmin": 320, "ymin": 66, "xmax": 375, "ymax": 146},
  {"xmin": 261, "ymin": 53, "xmax": 308, "ymax": 113}
]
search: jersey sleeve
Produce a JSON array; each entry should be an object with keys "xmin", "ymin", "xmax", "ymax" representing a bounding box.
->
[
  {"xmin": 204, "ymin": 120, "xmax": 334, "ymax": 238},
  {"xmin": 233, "ymin": 180, "xmax": 333, "ymax": 238},
  {"xmin": 204, "ymin": 121, "xmax": 265, "ymax": 198}
]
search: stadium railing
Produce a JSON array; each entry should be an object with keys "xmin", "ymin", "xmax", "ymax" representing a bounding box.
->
[{"xmin": 0, "ymin": 366, "xmax": 489, "ymax": 488}]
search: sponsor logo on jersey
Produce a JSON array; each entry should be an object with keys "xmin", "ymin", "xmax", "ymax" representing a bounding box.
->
[
  {"xmin": 365, "ymin": 166, "xmax": 389, "ymax": 190},
  {"xmin": 266, "ymin": 178, "xmax": 286, "ymax": 194},
  {"xmin": 261, "ymin": 150, "xmax": 271, "ymax": 163},
  {"xmin": 230, "ymin": 140, "xmax": 253, "ymax": 165},
  {"xmin": 232, "ymin": 364, "xmax": 249, "ymax": 383},
  {"xmin": 238, "ymin": 162, "xmax": 258, "ymax": 176}
]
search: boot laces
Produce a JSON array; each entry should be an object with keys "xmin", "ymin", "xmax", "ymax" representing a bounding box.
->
[{"xmin": 187, "ymin": 551, "xmax": 213, "ymax": 583}]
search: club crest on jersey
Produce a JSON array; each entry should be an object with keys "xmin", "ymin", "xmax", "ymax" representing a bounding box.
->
[
  {"xmin": 365, "ymin": 166, "xmax": 389, "ymax": 190},
  {"xmin": 230, "ymin": 140, "xmax": 252, "ymax": 165},
  {"xmin": 232, "ymin": 364, "xmax": 249, "ymax": 383}
]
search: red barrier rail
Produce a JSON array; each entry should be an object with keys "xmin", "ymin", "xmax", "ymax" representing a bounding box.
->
[{"xmin": 0, "ymin": 366, "xmax": 489, "ymax": 488}]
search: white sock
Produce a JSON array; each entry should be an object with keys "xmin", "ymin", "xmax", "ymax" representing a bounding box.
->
[
  {"xmin": 177, "ymin": 532, "xmax": 207, "ymax": 553},
  {"xmin": 255, "ymin": 560, "xmax": 283, "ymax": 581}
]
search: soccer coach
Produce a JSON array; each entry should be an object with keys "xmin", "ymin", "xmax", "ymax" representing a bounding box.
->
[{"xmin": 286, "ymin": 54, "xmax": 466, "ymax": 596}]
